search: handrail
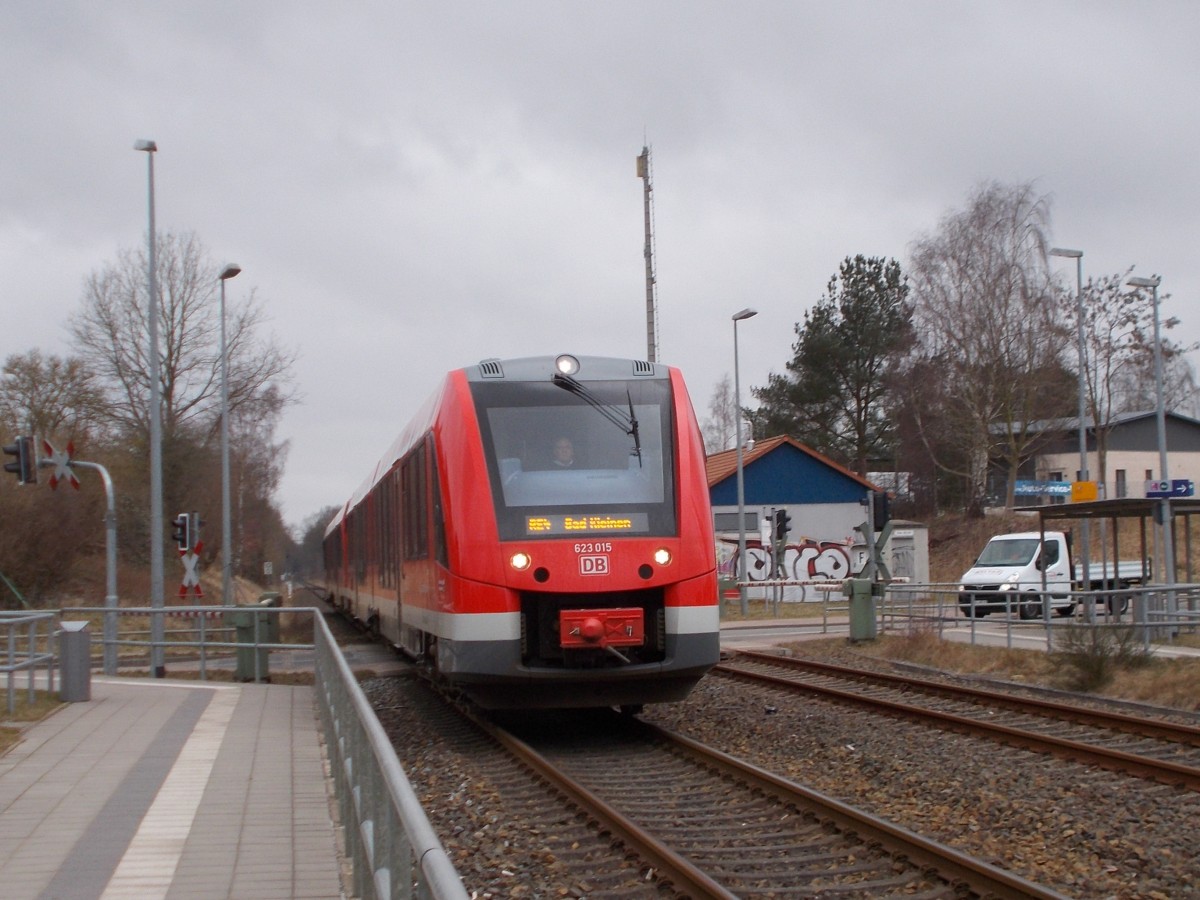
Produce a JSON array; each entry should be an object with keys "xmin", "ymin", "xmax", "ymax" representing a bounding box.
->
[
  {"xmin": 312, "ymin": 613, "xmax": 469, "ymax": 900},
  {"xmin": 1, "ymin": 610, "xmax": 56, "ymax": 716}
]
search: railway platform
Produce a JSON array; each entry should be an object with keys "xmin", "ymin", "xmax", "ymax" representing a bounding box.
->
[{"xmin": 0, "ymin": 676, "xmax": 346, "ymax": 900}]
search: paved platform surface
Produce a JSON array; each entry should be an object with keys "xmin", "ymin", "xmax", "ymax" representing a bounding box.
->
[{"xmin": 0, "ymin": 677, "xmax": 345, "ymax": 900}]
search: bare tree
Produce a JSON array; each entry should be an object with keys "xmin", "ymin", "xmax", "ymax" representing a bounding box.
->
[
  {"xmin": 68, "ymin": 231, "xmax": 297, "ymax": 579},
  {"xmin": 702, "ymin": 373, "xmax": 738, "ymax": 454},
  {"xmin": 1, "ymin": 350, "xmax": 105, "ymax": 445},
  {"xmin": 906, "ymin": 182, "xmax": 1074, "ymax": 513},
  {"xmin": 70, "ymin": 231, "xmax": 296, "ymax": 443},
  {"xmin": 1058, "ymin": 269, "xmax": 1199, "ymax": 488},
  {"xmin": 1106, "ymin": 278, "xmax": 1198, "ymax": 418},
  {"xmin": 0, "ymin": 352, "xmax": 109, "ymax": 606}
]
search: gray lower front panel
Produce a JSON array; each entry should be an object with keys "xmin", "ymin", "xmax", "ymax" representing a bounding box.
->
[{"xmin": 435, "ymin": 631, "xmax": 720, "ymax": 709}]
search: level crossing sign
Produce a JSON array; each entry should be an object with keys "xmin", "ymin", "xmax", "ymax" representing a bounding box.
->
[
  {"xmin": 179, "ymin": 548, "xmax": 204, "ymax": 597},
  {"xmin": 41, "ymin": 439, "xmax": 80, "ymax": 490}
]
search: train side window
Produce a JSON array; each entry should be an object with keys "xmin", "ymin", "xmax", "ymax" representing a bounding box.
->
[
  {"xmin": 431, "ymin": 445, "xmax": 448, "ymax": 566},
  {"xmin": 402, "ymin": 443, "xmax": 429, "ymax": 561}
]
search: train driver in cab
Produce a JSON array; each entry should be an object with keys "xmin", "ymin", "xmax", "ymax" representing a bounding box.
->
[{"xmin": 551, "ymin": 436, "xmax": 575, "ymax": 468}]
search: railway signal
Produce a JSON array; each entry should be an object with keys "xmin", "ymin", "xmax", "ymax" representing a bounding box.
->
[
  {"xmin": 871, "ymin": 491, "xmax": 891, "ymax": 530},
  {"xmin": 3, "ymin": 435, "xmax": 37, "ymax": 485},
  {"xmin": 172, "ymin": 513, "xmax": 190, "ymax": 551},
  {"xmin": 176, "ymin": 512, "xmax": 204, "ymax": 597},
  {"xmin": 773, "ymin": 508, "xmax": 791, "ymax": 542}
]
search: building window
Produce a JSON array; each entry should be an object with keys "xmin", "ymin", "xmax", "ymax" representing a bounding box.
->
[{"xmin": 1116, "ymin": 469, "xmax": 1127, "ymax": 499}]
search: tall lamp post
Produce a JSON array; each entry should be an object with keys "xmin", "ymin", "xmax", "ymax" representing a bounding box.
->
[
  {"xmin": 1128, "ymin": 274, "xmax": 1175, "ymax": 592},
  {"xmin": 732, "ymin": 307, "xmax": 758, "ymax": 616},
  {"xmin": 1050, "ymin": 247, "xmax": 1091, "ymax": 612},
  {"xmin": 135, "ymin": 138, "xmax": 165, "ymax": 678},
  {"xmin": 218, "ymin": 263, "xmax": 242, "ymax": 606}
]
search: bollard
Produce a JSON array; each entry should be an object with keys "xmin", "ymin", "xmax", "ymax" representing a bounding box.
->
[{"xmin": 58, "ymin": 621, "xmax": 92, "ymax": 702}]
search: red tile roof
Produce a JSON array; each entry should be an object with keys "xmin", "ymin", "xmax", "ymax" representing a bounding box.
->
[{"xmin": 706, "ymin": 434, "xmax": 879, "ymax": 490}]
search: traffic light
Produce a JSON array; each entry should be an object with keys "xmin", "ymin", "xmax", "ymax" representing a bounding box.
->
[
  {"xmin": 3, "ymin": 436, "xmax": 37, "ymax": 485},
  {"xmin": 871, "ymin": 491, "xmax": 891, "ymax": 530},
  {"xmin": 189, "ymin": 512, "xmax": 202, "ymax": 551},
  {"xmin": 773, "ymin": 508, "xmax": 791, "ymax": 542},
  {"xmin": 172, "ymin": 513, "xmax": 190, "ymax": 551}
]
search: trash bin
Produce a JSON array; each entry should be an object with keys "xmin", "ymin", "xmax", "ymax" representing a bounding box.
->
[
  {"xmin": 232, "ymin": 593, "xmax": 282, "ymax": 682},
  {"xmin": 58, "ymin": 621, "xmax": 92, "ymax": 702}
]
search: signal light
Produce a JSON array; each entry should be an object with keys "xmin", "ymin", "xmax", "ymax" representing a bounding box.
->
[
  {"xmin": 773, "ymin": 508, "xmax": 791, "ymax": 542},
  {"xmin": 871, "ymin": 492, "xmax": 891, "ymax": 530},
  {"xmin": 3, "ymin": 436, "xmax": 37, "ymax": 485},
  {"xmin": 172, "ymin": 513, "xmax": 190, "ymax": 551}
]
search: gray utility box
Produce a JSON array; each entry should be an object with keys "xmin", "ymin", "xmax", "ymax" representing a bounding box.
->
[
  {"xmin": 230, "ymin": 593, "xmax": 282, "ymax": 682},
  {"xmin": 58, "ymin": 621, "xmax": 91, "ymax": 702}
]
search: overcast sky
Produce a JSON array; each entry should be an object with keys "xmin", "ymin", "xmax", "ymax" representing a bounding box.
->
[{"xmin": 4, "ymin": 1, "xmax": 1199, "ymax": 531}]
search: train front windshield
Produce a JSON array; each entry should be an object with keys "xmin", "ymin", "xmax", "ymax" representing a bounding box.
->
[{"xmin": 472, "ymin": 377, "xmax": 677, "ymax": 540}]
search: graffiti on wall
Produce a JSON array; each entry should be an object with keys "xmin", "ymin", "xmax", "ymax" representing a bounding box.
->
[{"xmin": 717, "ymin": 537, "xmax": 852, "ymax": 584}]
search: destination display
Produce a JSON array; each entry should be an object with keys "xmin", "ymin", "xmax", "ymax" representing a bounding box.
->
[{"xmin": 526, "ymin": 512, "xmax": 650, "ymax": 535}]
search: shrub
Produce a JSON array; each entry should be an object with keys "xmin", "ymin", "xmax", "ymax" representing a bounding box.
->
[{"xmin": 1050, "ymin": 623, "xmax": 1152, "ymax": 693}]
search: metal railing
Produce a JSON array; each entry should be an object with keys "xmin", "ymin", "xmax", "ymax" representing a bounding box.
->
[
  {"xmin": 723, "ymin": 579, "xmax": 853, "ymax": 631},
  {"xmin": 312, "ymin": 614, "xmax": 468, "ymax": 900},
  {"xmin": 61, "ymin": 602, "xmax": 292, "ymax": 679},
  {"xmin": 1, "ymin": 610, "xmax": 56, "ymax": 716},
  {"xmin": 879, "ymin": 582, "xmax": 1200, "ymax": 651}
]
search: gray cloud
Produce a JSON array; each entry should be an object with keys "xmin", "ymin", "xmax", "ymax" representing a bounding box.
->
[{"xmin": 3, "ymin": 1, "xmax": 1198, "ymax": 526}]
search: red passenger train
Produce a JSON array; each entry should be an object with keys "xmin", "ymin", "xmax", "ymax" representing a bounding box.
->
[{"xmin": 324, "ymin": 354, "xmax": 720, "ymax": 709}]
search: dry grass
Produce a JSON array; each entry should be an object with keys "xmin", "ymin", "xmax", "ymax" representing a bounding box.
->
[
  {"xmin": 799, "ymin": 630, "xmax": 1200, "ymax": 712},
  {"xmin": 0, "ymin": 691, "xmax": 65, "ymax": 755}
]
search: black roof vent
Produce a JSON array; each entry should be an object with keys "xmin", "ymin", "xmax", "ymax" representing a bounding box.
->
[
  {"xmin": 479, "ymin": 359, "xmax": 504, "ymax": 379},
  {"xmin": 632, "ymin": 360, "xmax": 655, "ymax": 376}
]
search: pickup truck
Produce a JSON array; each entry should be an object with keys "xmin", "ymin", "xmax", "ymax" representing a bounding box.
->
[{"xmin": 957, "ymin": 530, "xmax": 1148, "ymax": 619}]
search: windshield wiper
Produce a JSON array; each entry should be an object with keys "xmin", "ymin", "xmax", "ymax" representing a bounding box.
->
[{"xmin": 552, "ymin": 373, "xmax": 642, "ymax": 466}]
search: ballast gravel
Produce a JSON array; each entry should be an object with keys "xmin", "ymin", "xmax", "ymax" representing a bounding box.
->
[{"xmin": 364, "ymin": 653, "xmax": 1200, "ymax": 899}]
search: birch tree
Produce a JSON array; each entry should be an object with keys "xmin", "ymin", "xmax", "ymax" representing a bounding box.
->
[{"xmin": 906, "ymin": 182, "xmax": 1074, "ymax": 513}]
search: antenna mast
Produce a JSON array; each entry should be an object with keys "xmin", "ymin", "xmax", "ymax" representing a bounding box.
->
[{"xmin": 637, "ymin": 145, "xmax": 659, "ymax": 363}]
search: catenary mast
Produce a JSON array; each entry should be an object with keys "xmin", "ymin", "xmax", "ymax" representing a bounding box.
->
[{"xmin": 637, "ymin": 145, "xmax": 659, "ymax": 363}]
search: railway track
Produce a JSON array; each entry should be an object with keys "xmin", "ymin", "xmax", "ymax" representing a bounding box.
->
[
  {"xmin": 370, "ymin": 670, "xmax": 1067, "ymax": 897},
  {"xmin": 717, "ymin": 651, "xmax": 1200, "ymax": 790},
  {"xmin": 479, "ymin": 709, "xmax": 1064, "ymax": 899}
]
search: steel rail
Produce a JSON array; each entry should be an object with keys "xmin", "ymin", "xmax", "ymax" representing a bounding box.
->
[
  {"xmin": 736, "ymin": 650, "xmax": 1200, "ymax": 745},
  {"xmin": 475, "ymin": 710, "xmax": 1065, "ymax": 900},
  {"xmin": 643, "ymin": 721, "xmax": 1068, "ymax": 900},
  {"xmin": 717, "ymin": 656, "xmax": 1200, "ymax": 791}
]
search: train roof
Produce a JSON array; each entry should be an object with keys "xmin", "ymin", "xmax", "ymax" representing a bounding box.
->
[
  {"xmin": 467, "ymin": 354, "xmax": 669, "ymax": 382},
  {"xmin": 324, "ymin": 354, "xmax": 677, "ymax": 537}
]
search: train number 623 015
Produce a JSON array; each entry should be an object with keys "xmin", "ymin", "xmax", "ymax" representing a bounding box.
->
[{"xmin": 574, "ymin": 541, "xmax": 613, "ymax": 554}]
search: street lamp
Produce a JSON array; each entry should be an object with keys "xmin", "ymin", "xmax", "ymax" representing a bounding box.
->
[
  {"xmin": 219, "ymin": 263, "xmax": 242, "ymax": 606},
  {"xmin": 135, "ymin": 138, "xmax": 165, "ymax": 678},
  {"xmin": 1127, "ymin": 274, "xmax": 1175, "ymax": 589},
  {"xmin": 732, "ymin": 307, "xmax": 758, "ymax": 615},
  {"xmin": 1050, "ymin": 247, "xmax": 1091, "ymax": 611}
]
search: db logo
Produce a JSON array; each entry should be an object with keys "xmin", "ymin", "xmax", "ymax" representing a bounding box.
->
[{"xmin": 579, "ymin": 555, "xmax": 610, "ymax": 576}]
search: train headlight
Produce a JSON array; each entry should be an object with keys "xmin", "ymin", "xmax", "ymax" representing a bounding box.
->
[
  {"xmin": 510, "ymin": 552, "xmax": 532, "ymax": 571},
  {"xmin": 654, "ymin": 547, "xmax": 672, "ymax": 566},
  {"xmin": 555, "ymin": 354, "xmax": 580, "ymax": 376}
]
